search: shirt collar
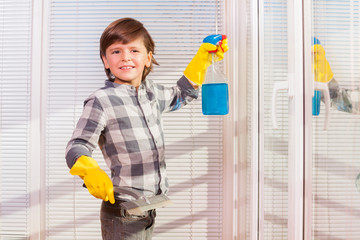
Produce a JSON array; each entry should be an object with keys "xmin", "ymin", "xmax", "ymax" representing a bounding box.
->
[{"xmin": 104, "ymin": 79, "xmax": 148, "ymax": 93}]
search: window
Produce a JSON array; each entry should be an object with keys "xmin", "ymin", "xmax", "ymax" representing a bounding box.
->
[
  {"xmin": 45, "ymin": 1, "xmax": 225, "ymax": 239},
  {"xmin": 0, "ymin": 0, "xmax": 32, "ymax": 238}
]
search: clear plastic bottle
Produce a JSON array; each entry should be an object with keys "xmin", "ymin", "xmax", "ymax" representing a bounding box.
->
[{"xmin": 202, "ymin": 53, "xmax": 229, "ymax": 115}]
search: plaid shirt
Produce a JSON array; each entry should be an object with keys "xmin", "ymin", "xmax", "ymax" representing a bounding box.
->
[{"xmin": 66, "ymin": 76, "xmax": 198, "ymax": 196}]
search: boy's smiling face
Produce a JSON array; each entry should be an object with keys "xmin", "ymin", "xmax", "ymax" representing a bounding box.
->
[{"xmin": 102, "ymin": 37, "xmax": 152, "ymax": 88}]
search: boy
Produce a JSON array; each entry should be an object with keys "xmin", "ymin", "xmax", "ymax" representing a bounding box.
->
[{"xmin": 65, "ymin": 17, "xmax": 228, "ymax": 239}]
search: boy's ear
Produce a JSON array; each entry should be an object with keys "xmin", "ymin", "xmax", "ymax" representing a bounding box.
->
[
  {"xmin": 145, "ymin": 51, "xmax": 152, "ymax": 68},
  {"xmin": 101, "ymin": 54, "xmax": 110, "ymax": 69}
]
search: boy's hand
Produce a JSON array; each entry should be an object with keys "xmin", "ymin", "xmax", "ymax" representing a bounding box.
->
[
  {"xmin": 202, "ymin": 34, "xmax": 229, "ymax": 61},
  {"xmin": 184, "ymin": 35, "xmax": 229, "ymax": 86},
  {"xmin": 70, "ymin": 155, "xmax": 115, "ymax": 204}
]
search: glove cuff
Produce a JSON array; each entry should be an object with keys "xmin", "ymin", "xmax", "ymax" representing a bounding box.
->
[{"xmin": 69, "ymin": 156, "xmax": 99, "ymax": 177}]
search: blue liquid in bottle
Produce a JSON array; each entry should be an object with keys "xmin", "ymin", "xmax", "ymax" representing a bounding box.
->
[
  {"xmin": 202, "ymin": 53, "xmax": 229, "ymax": 115},
  {"xmin": 312, "ymin": 90, "xmax": 321, "ymax": 116},
  {"xmin": 202, "ymin": 83, "xmax": 229, "ymax": 115}
]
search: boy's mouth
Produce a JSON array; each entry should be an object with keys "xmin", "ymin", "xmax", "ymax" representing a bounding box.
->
[{"xmin": 120, "ymin": 66, "xmax": 134, "ymax": 70}]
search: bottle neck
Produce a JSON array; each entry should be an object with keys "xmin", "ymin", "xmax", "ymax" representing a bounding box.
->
[
  {"xmin": 204, "ymin": 52, "xmax": 228, "ymax": 85},
  {"xmin": 211, "ymin": 53, "xmax": 216, "ymax": 71}
]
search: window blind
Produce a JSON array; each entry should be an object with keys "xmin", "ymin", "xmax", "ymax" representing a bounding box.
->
[
  {"xmin": 312, "ymin": 1, "xmax": 360, "ymax": 239},
  {"xmin": 261, "ymin": 0, "xmax": 289, "ymax": 239},
  {"xmin": 45, "ymin": 1, "xmax": 224, "ymax": 239},
  {"xmin": 0, "ymin": 0, "xmax": 32, "ymax": 238}
]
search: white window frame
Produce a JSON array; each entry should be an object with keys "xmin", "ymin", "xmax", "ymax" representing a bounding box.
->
[
  {"xmin": 30, "ymin": 0, "xmax": 45, "ymax": 239},
  {"xmin": 224, "ymin": 0, "xmax": 260, "ymax": 239}
]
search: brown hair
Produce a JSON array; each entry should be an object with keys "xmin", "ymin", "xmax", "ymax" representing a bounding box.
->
[{"xmin": 100, "ymin": 18, "xmax": 159, "ymax": 81}]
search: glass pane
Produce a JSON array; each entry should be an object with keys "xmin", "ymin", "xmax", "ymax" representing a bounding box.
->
[
  {"xmin": 261, "ymin": 0, "xmax": 289, "ymax": 239},
  {"xmin": 311, "ymin": 0, "xmax": 360, "ymax": 239},
  {"xmin": 46, "ymin": 1, "xmax": 225, "ymax": 239}
]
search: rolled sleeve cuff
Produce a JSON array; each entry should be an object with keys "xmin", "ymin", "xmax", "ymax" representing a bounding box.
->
[
  {"xmin": 66, "ymin": 145, "xmax": 92, "ymax": 169},
  {"xmin": 178, "ymin": 75, "xmax": 199, "ymax": 99}
]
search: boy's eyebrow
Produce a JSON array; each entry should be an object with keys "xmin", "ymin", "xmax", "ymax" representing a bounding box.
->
[
  {"xmin": 107, "ymin": 45, "xmax": 122, "ymax": 50},
  {"xmin": 107, "ymin": 44, "xmax": 141, "ymax": 51},
  {"xmin": 126, "ymin": 44, "xmax": 141, "ymax": 49}
]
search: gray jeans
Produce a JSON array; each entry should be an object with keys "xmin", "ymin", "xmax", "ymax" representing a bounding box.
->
[{"xmin": 100, "ymin": 200, "xmax": 156, "ymax": 240}]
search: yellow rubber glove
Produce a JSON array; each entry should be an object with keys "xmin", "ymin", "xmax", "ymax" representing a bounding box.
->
[
  {"xmin": 312, "ymin": 44, "xmax": 334, "ymax": 83},
  {"xmin": 184, "ymin": 35, "xmax": 229, "ymax": 86},
  {"xmin": 70, "ymin": 156, "xmax": 115, "ymax": 204}
]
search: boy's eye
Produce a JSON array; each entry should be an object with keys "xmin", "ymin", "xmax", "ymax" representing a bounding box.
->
[
  {"xmin": 112, "ymin": 50, "xmax": 120, "ymax": 54},
  {"xmin": 131, "ymin": 49, "xmax": 139, "ymax": 53}
]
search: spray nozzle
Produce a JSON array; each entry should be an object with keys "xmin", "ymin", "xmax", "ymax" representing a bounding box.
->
[{"xmin": 203, "ymin": 34, "xmax": 227, "ymax": 53}]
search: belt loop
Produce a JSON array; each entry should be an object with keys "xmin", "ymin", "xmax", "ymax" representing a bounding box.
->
[
  {"xmin": 120, "ymin": 208, "xmax": 126, "ymax": 217},
  {"xmin": 145, "ymin": 210, "xmax": 155, "ymax": 230}
]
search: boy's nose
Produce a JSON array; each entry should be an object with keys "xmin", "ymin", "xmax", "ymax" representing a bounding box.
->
[{"xmin": 121, "ymin": 52, "xmax": 131, "ymax": 61}]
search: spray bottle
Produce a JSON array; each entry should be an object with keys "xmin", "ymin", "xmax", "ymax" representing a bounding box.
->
[{"xmin": 202, "ymin": 36, "xmax": 229, "ymax": 115}]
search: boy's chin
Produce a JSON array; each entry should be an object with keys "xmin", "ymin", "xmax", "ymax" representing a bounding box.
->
[{"xmin": 113, "ymin": 78, "xmax": 141, "ymax": 86}]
